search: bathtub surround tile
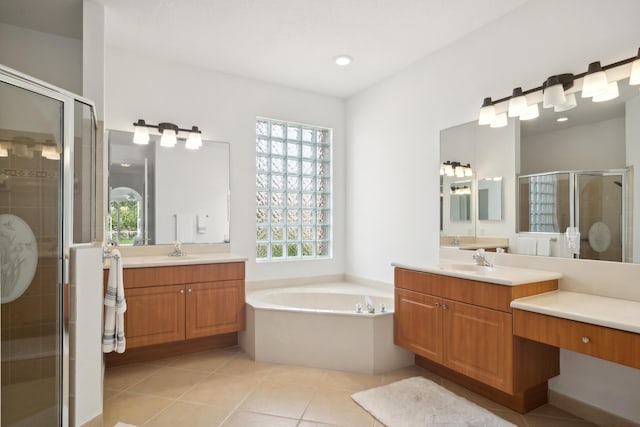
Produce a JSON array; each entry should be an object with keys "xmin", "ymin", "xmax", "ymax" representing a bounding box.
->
[
  {"xmin": 128, "ymin": 367, "xmax": 209, "ymax": 399},
  {"xmin": 239, "ymin": 382, "xmax": 317, "ymax": 419}
]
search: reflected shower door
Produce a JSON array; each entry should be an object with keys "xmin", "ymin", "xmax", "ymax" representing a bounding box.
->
[
  {"xmin": 576, "ymin": 172, "xmax": 624, "ymax": 262},
  {"xmin": 0, "ymin": 80, "xmax": 64, "ymax": 426}
]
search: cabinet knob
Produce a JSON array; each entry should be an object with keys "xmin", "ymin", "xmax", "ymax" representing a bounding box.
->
[
  {"xmin": 434, "ymin": 302, "xmax": 440, "ymax": 308},
  {"xmin": 442, "ymin": 304, "xmax": 448, "ymax": 310},
  {"xmin": 188, "ymin": 288, "xmax": 192, "ymax": 293},
  {"xmin": 581, "ymin": 336, "xmax": 590, "ymax": 344},
  {"xmin": 180, "ymin": 289, "xmax": 184, "ymax": 294}
]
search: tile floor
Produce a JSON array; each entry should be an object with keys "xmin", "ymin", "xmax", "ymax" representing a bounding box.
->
[{"xmin": 102, "ymin": 347, "xmax": 597, "ymax": 427}]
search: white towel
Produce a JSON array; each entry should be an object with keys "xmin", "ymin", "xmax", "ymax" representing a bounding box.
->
[
  {"xmin": 536, "ymin": 238, "xmax": 551, "ymax": 256},
  {"xmin": 515, "ymin": 237, "xmax": 537, "ymax": 255},
  {"xmin": 103, "ymin": 249, "xmax": 126, "ymax": 353}
]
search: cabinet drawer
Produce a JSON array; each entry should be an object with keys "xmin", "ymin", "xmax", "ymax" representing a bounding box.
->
[
  {"xmin": 513, "ymin": 309, "xmax": 640, "ymax": 369},
  {"xmin": 118, "ymin": 262, "xmax": 245, "ymax": 288}
]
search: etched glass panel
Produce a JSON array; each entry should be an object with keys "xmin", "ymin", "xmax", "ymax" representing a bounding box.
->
[
  {"xmin": 287, "ymin": 226, "xmax": 299, "ymax": 240},
  {"xmin": 302, "ymin": 243, "xmax": 313, "ymax": 256},
  {"xmin": 256, "ymin": 209, "xmax": 267, "ymax": 224},
  {"xmin": 317, "ymin": 226, "xmax": 329, "ymax": 240},
  {"xmin": 317, "ymin": 194, "xmax": 328, "ymax": 208},
  {"xmin": 287, "ymin": 243, "xmax": 299, "ymax": 257},
  {"xmin": 302, "ymin": 193, "xmax": 314, "ymax": 207},
  {"xmin": 257, "ymin": 174, "xmax": 268, "ymax": 190},
  {"xmin": 302, "ymin": 161, "xmax": 314, "ymax": 175},
  {"xmin": 317, "ymin": 161, "xmax": 330, "ymax": 177},
  {"xmin": 302, "ymin": 210, "xmax": 313, "ymax": 224},
  {"xmin": 272, "ymin": 244, "xmax": 284, "ymax": 258},
  {"xmin": 317, "ymin": 210, "xmax": 329, "ymax": 224},
  {"xmin": 302, "ymin": 226, "xmax": 313, "ymax": 240},
  {"xmin": 317, "ymin": 242, "xmax": 328, "ymax": 256},
  {"xmin": 256, "ymin": 244, "xmax": 268, "ymax": 258},
  {"xmin": 302, "ymin": 177, "xmax": 314, "ymax": 191},
  {"xmin": 317, "ymin": 129, "xmax": 329, "ymax": 143},
  {"xmin": 287, "ymin": 193, "xmax": 299, "ymax": 207},
  {"xmin": 317, "ymin": 178, "xmax": 329, "ymax": 192},
  {"xmin": 317, "ymin": 145, "xmax": 329, "ymax": 160}
]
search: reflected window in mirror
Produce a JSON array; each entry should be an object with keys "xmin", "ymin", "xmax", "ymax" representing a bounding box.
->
[
  {"xmin": 518, "ymin": 173, "xmax": 570, "ymax": 233},
  {"xmin": 107, "ymin": 129, "xmax": 231, "ymax": 246}
]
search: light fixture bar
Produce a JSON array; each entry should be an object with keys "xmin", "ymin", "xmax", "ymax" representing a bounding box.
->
[{"xmin": 131, "ymin": 119, "xmax": 203, "ymax": 149}]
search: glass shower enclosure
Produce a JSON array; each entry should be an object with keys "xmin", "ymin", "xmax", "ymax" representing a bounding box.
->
[{"xmin": 0, "ymin": 65, "xmax": 97, "ymax": 426}]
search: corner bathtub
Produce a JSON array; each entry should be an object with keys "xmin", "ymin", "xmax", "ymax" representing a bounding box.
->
[{"xmin": 239, "ymin": 282, "xmax": 413, "ymax": 374}]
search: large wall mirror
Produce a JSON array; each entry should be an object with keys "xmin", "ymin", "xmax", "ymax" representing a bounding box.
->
[
  {"xmin": 107, "ymin": 130, "xmax": 230, "ymax": 246},
  {"xmin": 440, "ymin": 74, "xmax": 640, "ymax": 263}
]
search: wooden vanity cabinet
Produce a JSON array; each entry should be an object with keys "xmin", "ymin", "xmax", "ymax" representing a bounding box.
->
[
  {"xmin": 104, "ymin": 262, "xmax": 245, "ymax": 352},
  {"xmin": 394, "ymin": 268, "xmax": 559, "ymax": 412}
]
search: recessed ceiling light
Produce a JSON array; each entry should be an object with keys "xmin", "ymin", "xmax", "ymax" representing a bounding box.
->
[
  {"xmin": 556, "ymin": 117, "xmax": 569, "ymax": 122},
  {"xmin": 120, "ymin": 162, "xmax": 131, "ymax": 167},
  {"xmin": 335, "ymin": 56, "xmax": 352, "ymax": 66}
]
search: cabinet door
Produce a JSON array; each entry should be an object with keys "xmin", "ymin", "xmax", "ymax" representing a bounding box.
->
[
  {"xmin": 186, "ymin": 280, "xmax": 245, "ymax": 339},
  {"xmin": 394, "ymin": 288, "xmax": 443, "ymax": 363},
  {"xmin": 124, "ymin": 284, "xmax": 186, "ymax": 348},
  {"xmin": 443, "ymin": 299, "xmax": 513, "ymax": 393}
]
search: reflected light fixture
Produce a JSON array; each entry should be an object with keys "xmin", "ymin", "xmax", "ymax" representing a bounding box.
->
[
  {"xmin": 41, "ymin": 145, "xmax": 60, "ymax": 160},
  {"xmin": 132, "ymin": 119, "xmax": 203, "ymax": 150},
  {"xmin": 490, "ymin": 113, "xmax": 508, "ymax": 128},
  {"xmin": 556, "ymin": 117, "xmax": 569, "ymax": 122},
  {"xmin": 554, "ymin": 93, "xmax": 577, "ymax": 112},
  {"xmin": 519, "ymin": 103, "xmax": 539, "ymax": 121},
  {"xmin": 630, "ymin": 48, "xmax": 640, "ymax": 85},
  {"xmin": 441, "ymin": 161, "xmax": 472, "ymax": 177},
  {"xmin": 0, "ymin": 146, "xmax": 7, "ymax": 157},
  {"xmin": 133, "ymin": 119, "xmax": 150, "ymax": 145},
  {"xmin": 581, "ymin": 61, "xmax": 608, "ymax": 98}
]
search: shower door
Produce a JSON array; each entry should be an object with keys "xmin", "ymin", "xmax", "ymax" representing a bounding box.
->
[
  {"xmin": 576, "ymin": 171, "xmax": 625, "ymax": 262},
  {"xmin": 0, "ymin": 76, "xmax": 69, "ymax": 426}
]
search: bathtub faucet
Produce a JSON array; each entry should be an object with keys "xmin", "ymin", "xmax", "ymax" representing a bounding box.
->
[{"xmin": 364, "ymin": 296, "xmax": 375, "ymax": 314}]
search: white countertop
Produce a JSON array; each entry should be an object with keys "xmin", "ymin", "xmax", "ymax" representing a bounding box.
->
[
  {"xmin": 105, "ymin": 252, "xmax": 247, "ymax": 269},
  {"xmin": 511, "ymin": 291, "xmax": 640, "ymax": 334},
  {"xmin": 392, "ymin": 260, "xmax": 562, "ymax": 286}
]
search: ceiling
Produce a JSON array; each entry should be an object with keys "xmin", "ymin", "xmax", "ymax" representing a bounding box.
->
[{"xmin": 96, "ymin": 0, "xmax": 529, "ymax": 98}]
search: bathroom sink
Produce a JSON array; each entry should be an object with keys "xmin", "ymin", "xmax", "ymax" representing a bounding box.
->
[{"xmin": 438, "ymin": 263, "xmax": 496, "ymax": 273}]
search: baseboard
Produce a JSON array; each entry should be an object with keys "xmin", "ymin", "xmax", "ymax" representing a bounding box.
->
[{"xmin": 549, "ymin": 389, "xmax": 640, "ymax": 427}]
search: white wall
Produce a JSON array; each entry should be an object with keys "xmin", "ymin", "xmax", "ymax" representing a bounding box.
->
[
  {"xmin": 105, "ymin": 47, "xmax": 345, "ymax": 281},
  {"xmin": 346, "ymin": 0, "xmax": 640, "ymax": 422},
  {"xmin": 0, "ymin": 22, "xmax": 82, "ymax": 94},
  {"xmin": 521, "ymin": 117, "xmax": 626, "ymax": 175}
]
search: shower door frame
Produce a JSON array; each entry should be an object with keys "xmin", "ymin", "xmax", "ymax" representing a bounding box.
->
[
  {"xmin": 0, "ymin": 64, "xmax": 98, "ymax": 427},
  {"xmin": 573, "ymin": 168, "xmax": 628, "ymax": 262}
]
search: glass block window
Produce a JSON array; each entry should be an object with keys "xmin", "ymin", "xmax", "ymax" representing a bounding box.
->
[{"xmin": 256, "ymin": 118, "xmax": 332, "ymax": 261}]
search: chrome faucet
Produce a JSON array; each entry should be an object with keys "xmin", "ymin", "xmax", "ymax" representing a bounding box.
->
[
  {"xmin": 472, "ymin": 248, "xmax": 492, "ymax": 267},
  {"xmin": 169, "ymin": 241, "xmax": 187, "ymax": 257}
]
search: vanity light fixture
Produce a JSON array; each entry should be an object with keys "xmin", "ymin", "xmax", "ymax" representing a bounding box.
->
[
  {"xmin": 519, "ymin": 103, "xmax": 540, "ymax": 121},
  {"xmin": 581, "ymin": 61, "xmax": 609, "ymax": 98},
  {"xmin": 0, "ymin": 146, "xmax": 7, "ymax": 157},
  {"xmin": 478, "ymin": 48, "xmax": 640, "ymax": 126},
  {"xmin": 507, "ymin": 87, "xmax": 528, "ymax": 117},
  {"xmin": 132, "ymin": 119, "xmax": 203, "ymax": 149}
]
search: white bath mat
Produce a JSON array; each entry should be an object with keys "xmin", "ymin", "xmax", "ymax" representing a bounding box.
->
[
  {"xmin": 113, "ymin": 423, "xmax": 138, "ymax": 427},
  {"xmin": 351, "ymin": 376, "xmax": 516, "ymax": 427}
]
